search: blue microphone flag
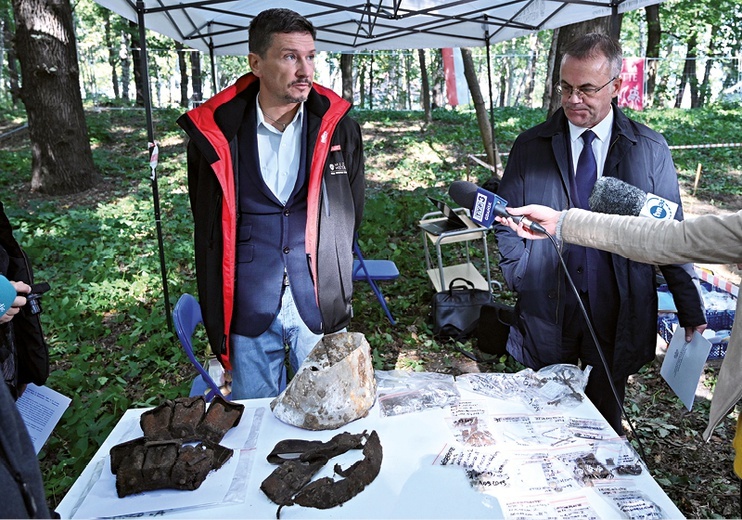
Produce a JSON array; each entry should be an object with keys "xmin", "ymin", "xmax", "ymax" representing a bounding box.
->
[
  {"xmin": 0, "ymin": 275, "xmax": 16, "ymax": 317},
  {"xmin": 471, "ymin": 187, "xmax": 508, "ymax": 228}
]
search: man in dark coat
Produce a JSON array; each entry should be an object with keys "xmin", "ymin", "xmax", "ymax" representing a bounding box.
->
[
  {"xmin": 494, "ymin": 33, "xmax": 706, "ymax": 432},
  {"xmin": 177, "ymin": 8, "xmax": 364, "ymax": 399}
]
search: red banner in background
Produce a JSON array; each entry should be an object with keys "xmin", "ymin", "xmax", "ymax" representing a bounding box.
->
[
  {"xmin": 441, "ymin": 48, "xmax": 459, "ymax": 107},
  {"xmin": 618, "ymin": 57, "xmax": 645, "ymax": 111}
]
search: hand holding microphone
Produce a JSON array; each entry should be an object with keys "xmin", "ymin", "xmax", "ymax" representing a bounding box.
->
[
  {"xmin": 496, "ymin": 205, "xmax": 562, "ymax": 238},
  {"xmin": 448, "ymin": 180, "xmax": 548, "ymax": 234},
  {"xmin": 0, "ymin": 275, "xmax": 32, "ymax": 324}
]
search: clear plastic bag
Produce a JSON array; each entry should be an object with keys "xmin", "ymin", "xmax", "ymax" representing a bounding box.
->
[
  {"xmin": 376, "ymin": 370, "xmax": 460, "ymax": 417},
  {"xmin": 456, "ymin": 364, "xmax": 591, "ymax": 412}
]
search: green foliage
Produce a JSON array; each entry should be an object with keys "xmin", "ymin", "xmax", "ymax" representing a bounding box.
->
[
  {"xmin": 1, "ymin": 105, "xmax": 740, "ymax": 515},
  {"xmin": 626, "ymin": 105, "xmax": 742, "ymax": 199}
]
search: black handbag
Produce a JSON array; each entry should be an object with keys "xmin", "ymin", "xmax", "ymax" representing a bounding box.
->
[
  {"xmin": 475, "ymin": 301, "xmax": 515, "ymax": 356},
  {"xmin": 431, "ymin": 278, "xmax": 492, "ymax": 339}
]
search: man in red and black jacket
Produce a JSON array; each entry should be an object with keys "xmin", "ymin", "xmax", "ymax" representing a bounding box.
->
[{"xmin": 177, "ymin": 8, "xmax": 364, "ymax": 399}]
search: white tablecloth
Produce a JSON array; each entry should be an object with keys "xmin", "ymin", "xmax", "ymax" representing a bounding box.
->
[{"xmin": 56, "ymin": 385, "xmax": 683, "ymax": 519}]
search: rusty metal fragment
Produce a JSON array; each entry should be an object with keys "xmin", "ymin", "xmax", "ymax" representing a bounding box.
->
[
  {"xmin": 260, "ymin": 458, "xmax": 326, "ymax": 507},
  {"xmin": 197, "ymin": 397, "xmax": 244, "ymax": 443},
  {"xmin": 270, "ymin": 332, "xmax": 377, "ymax": 430},
  {"xmin": 261, "ymin": 430, "xmax": 383, "ymax": 516},
  {"xmin": 112, "ymin": 440, "xmax": 234, "ymax": 497},
  {"xmin": 266, "ymin": 432, "xmax": 368, "ymax": 464},
  {"xmin": 109, "ymin": 395, "xmax": 244, "ymax": 497},
  {"xmin": 293, "ymin": 431, "xmax": 383, "ymax": 509}
]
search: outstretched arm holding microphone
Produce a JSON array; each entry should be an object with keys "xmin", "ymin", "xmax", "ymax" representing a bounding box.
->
[
  {"xmin": 497, "ymin": 204, "xmax": 742, "ymax": 446},
  {"xmin": 497, "ymin": 205, "xmax": 742, "ymax": 267}
]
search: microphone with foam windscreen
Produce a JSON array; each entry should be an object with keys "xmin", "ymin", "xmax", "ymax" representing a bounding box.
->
[
  {"xmin": 449, "ymin": 180, "xmax": 548, "ymax": 234},
  {"xmin": 0, "ymin": 274, "xmax": 17, "ymax": 318},
  {"xmin": 588, "ymin": 176, "xmax": 678, "ymax": 220}
]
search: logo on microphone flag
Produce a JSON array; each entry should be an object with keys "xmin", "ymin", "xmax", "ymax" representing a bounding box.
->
[
  {"xmin": 640, "ymin": 195, "xmax": 678, "ymax": 220},
  {"xmin": 471, "ymin": 188, "xmax": 507, "ymax": 227}
]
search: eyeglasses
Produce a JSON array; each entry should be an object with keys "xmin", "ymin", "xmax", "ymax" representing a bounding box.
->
[{"xmin": 555, "ymin": 77, "xmax": 617, "ymax": 98}]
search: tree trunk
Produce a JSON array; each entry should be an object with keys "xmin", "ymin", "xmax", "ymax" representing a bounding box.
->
[
  {"xmin": 542, "ymin": 28, "xmax": 558, "ymax": 110},
  {"xmin": 340, "ymin": 52, "xmax": 353, "ymax": 104},
  {"xmin": 120, "ymin": 27, "xmax": 130, "ymax": 101},
  {"xmin": 2, "ymin": 11, "xmax": 21, "ymax": 105},
  {"xmin": 675, "ymin": 32, "xmax": 698, "ymax": 108},
  {"xmin": 368, "ymin": 52, "xmax": 374, "ymax": 110},
  {"xmin": 498, "ymin": 74, "xmax": 506, "ymax": 107},
  {"xmin": 12, "ymin": 0, "xmax": 99, "ymax": 194},
  {"xmin": 418, "ymin": 49, "xmax": 431, "ymax": 123},
  {"xmin": 721, "ymin": 41, "xmax": 740, "ymax": 90},
  {"xmin": 461, "ymin": 47, "xmax": 499, "ymax": 171},
  {"xmin": 190, "ymin": 50, "xmax": 202, "ymax": 104},
  {"xmin": 698, "ymin": 25, "xmax": 718, "ymax": 108},
  {"xmin": 547, "ymin": 16, "xmax": 614, "ymax": 117},
  {"xmin": 358, "ymin": 57, "xmax": 366, "ymax": 109},
  {"xmin": 404, "ymin": 51, "xmax": 412, "ymax": 110},
  {"xmin": 644, "ymin": 4, "xmax": 661, "ymax": 106},
  {"xmin": 103, "ymin": 10, "xmax": 119, "ymax": 100},
  {"xmin": 523, "ymin": 34, "xmax": 539, "ymax": 107},
  {"xmin": 688, "ymin": 33, "xmax": 699, "ymax": 108},
  {"xmin": 176, "ymin": 42, "xmax": 188, "ymax": 108},
  {"xmin": 129, "ymin": 20, "xmax": 144, "ymax": 107},
  {"xmin": 431, "ymin": 49, "xmax": 445, "ymax": 109}
]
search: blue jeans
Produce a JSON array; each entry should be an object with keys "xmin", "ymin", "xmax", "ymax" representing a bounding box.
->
[{"xmin": 229, "ymin": 288, "xmax": 323, "ymax": 399}]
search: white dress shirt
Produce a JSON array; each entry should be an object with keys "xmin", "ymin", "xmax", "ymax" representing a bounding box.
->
[
  {"xmin": 256, "ymin": 95, "xmax": 304, "ymax": 205},
  {"xmin": 567, "ymin": 107, "xmax": 614, "ymax": 180}
]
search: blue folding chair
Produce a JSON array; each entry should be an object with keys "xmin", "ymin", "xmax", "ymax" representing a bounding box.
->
[
  {"xmin": 353, "ymin": 238, "xmax": 400, "ymax": 325},
  {"xmin": 173, "ymin": 293, "xmax": 229, "ymax": 401}
]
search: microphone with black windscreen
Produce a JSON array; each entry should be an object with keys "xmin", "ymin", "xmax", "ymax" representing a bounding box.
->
[
  {"xmin": 588, "ymin": 176, "xmax": 678, "ymax": 220},
  {"xmin": 448, "ymin": 180, "xmax": 548, "ymax": 234}
]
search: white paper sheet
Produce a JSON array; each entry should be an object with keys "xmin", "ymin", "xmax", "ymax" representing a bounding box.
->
[
  {"xmin": 660, "ymin": 330, "xmax": 713, "ymax": 411},
  {"xmin": 16, "ymin": 383, "xmax": 72, "ymax": 454}
]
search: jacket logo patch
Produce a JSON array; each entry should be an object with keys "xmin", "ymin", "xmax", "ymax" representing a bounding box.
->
[
  {"xmin": 329, "ymin": 161, "xmax": 348, "ymax": 175},
  {"xmin": 321, "ymin": 131, "xmax": 329, "ymax": 144},
  {"xmin": 331, "ymin": 145, "xmax": 341, "ymax": 152}
]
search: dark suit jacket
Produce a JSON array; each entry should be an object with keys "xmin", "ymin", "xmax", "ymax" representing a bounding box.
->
[{"xmin": 495, "ymin": 105, "xmax": 706, "ymax": 378}]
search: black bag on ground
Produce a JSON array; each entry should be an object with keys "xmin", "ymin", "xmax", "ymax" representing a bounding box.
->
[
  {"xmin": 475, "ymin": 301, "xmax": 515, "ymax": 356},
  {"xmin": 431, "ymin": 278, "xmax": 492, "ymax": 339}
]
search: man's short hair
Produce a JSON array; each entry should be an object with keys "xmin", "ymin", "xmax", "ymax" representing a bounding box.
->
[
  {"xmin": 248, "ymin": 8, "xmax": 316, "ymax": 57},
  {"xmin": 562, "ymin": 32, "xmax": 623, "ymax": 78}
]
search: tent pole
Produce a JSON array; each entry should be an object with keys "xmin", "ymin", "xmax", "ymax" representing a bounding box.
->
[
  {"xmin": 136, "ymin": 0, "xmax": 173, "ymax": 334},
  {"xmin": 610, "ymin": 3, "xmax": 620, "ymax": 38},
  {"xmin": 209, "ymin": 39, "xmax": 217, "ymax": 95},
  {"xmin": 485, "ymin": 26, "xmax": 496, "ymax": 168}
]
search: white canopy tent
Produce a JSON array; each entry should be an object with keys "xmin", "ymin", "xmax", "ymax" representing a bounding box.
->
[
  {"xmin": 93, "ymin": 0, "xmax": 663, "ymax": 330},
  {"xmin": 97, "ymin": 0, "xmax": 662, "ymax": 55}
]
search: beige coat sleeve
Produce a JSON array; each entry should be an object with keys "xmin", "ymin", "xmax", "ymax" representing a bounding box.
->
[
  {"xmin": 560, "ymin": 208, "xmax": 742, "ymax": 441},
  {"xmin": 560, "ymin": 209, "xmax": 742, "ymax": 266}
]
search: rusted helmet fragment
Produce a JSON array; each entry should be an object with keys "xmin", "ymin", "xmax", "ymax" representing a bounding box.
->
[{"xmin": 270, "ymin": 332, "xmax": 377, "ymax": 430}]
